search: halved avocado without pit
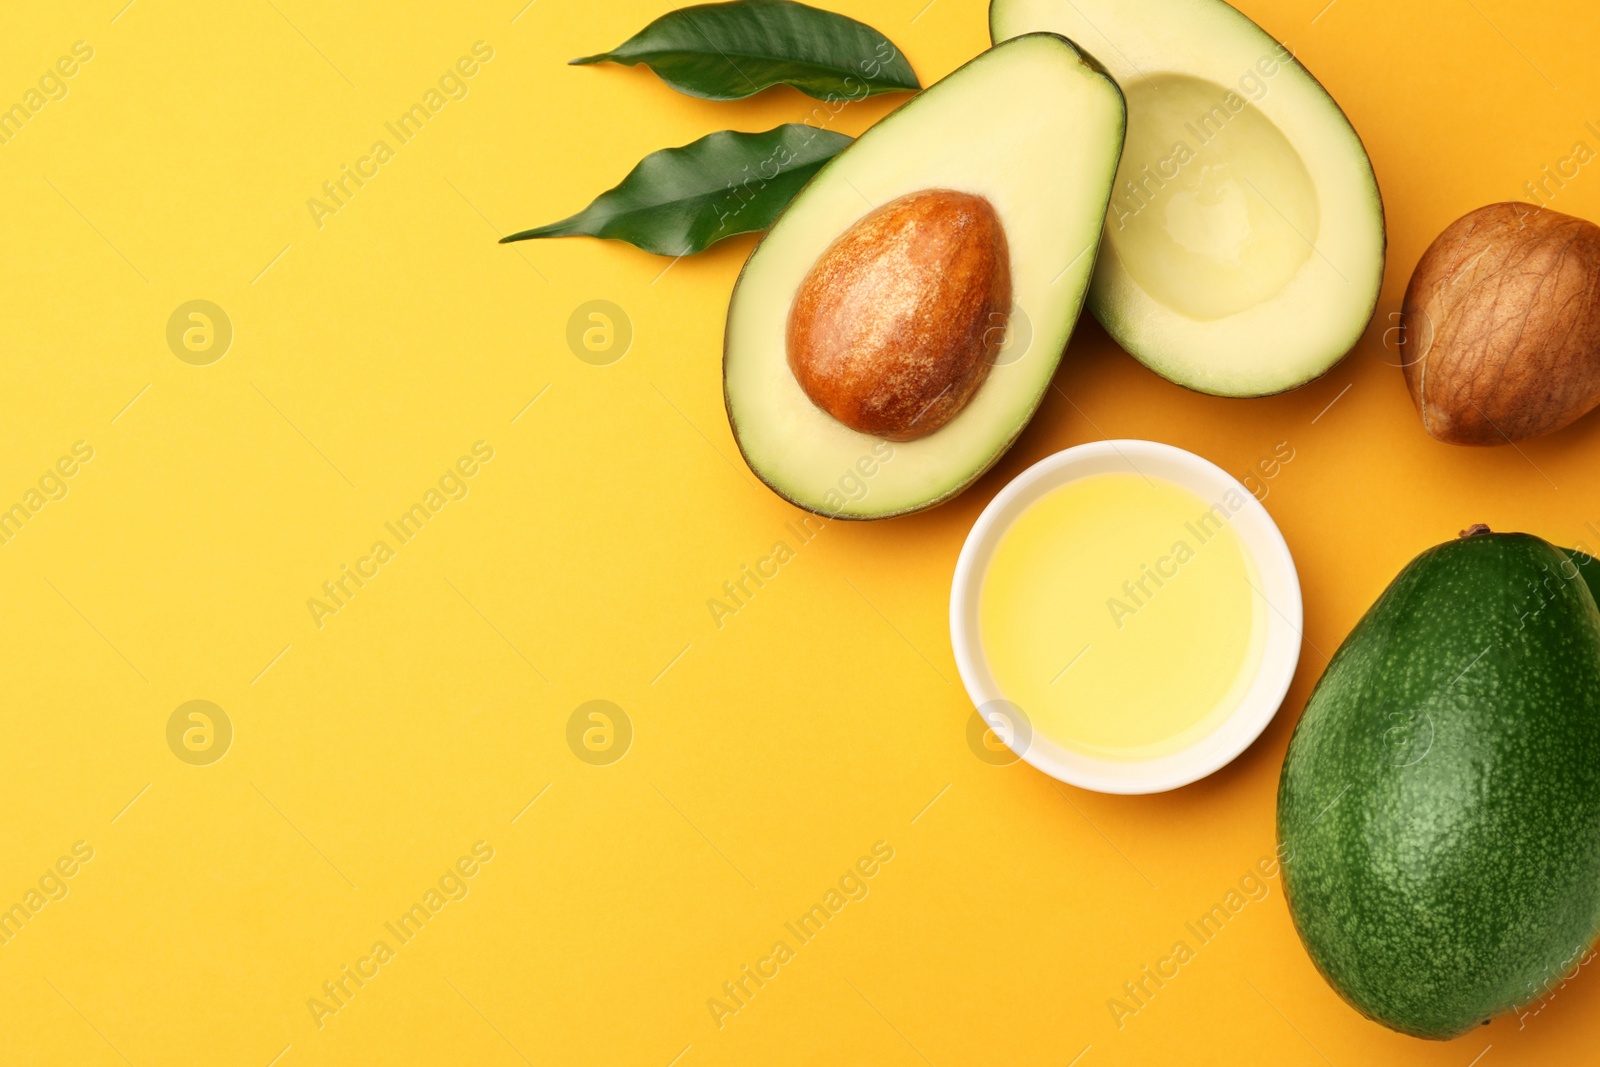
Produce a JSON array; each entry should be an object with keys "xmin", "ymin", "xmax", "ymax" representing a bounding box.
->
[
  {"xmin": 723, "ymin": 34, "xmax": 1126, "ymax": 519},
  {"xmin": 992, "ymin": 0, "xmax": 1386, "ymax": 396}
]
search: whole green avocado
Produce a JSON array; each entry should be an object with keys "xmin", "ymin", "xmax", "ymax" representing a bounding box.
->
[{"xmin": 1277, "ymin": 529, "xmax": 1600, "ymax": 1039}]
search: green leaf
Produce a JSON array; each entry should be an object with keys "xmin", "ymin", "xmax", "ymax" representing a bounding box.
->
[
  {"xmin": 501, "ymin": 124, "xmax": 851, "ymax": 256},
  {"xmin": 571, "ymin": 0, "xmax": 919, "ymax": 101}
]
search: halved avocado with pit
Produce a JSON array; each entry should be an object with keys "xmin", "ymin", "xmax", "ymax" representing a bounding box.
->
[
  {"xmin": 723, "ymin": 34, "xmax": 1126, "ymax": 520},
  {"xmin": 992, "ymin": 0, "xmax": 1386, "ymax": 396}
]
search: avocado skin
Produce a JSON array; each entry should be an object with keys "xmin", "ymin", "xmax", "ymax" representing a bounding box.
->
[
  {"xmin": 1565, "ymin": 548, "xmax": 1600, "ymax": 610},
  {"xmin": 1278, "ymin": 532, "xmax": 1600, "ymax": 1039}
]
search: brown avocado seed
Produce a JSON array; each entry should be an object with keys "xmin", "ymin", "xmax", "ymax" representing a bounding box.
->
[
  {"xmin": 786, "ymin": 188, "xmax": 1012, "ymax": 441},
  {"xmin": 1401, "ymin": 202, "xmax": 1600, "ymax": 445}
]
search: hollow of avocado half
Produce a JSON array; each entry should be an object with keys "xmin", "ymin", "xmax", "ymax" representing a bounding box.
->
[
  {"xmin": 723, "ymin": 34, "xmax": 1126, "ymax": 520},
  {"xmin": 991, "ymin": 0, "xmax": 1386, "ymax": 396}
]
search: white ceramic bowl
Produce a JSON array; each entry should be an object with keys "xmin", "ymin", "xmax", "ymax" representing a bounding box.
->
[{"xmin": 949, "ymin": 439, "xmax": 1303, "ymax": 794}]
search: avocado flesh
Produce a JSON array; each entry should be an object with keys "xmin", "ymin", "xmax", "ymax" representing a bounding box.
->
[
  {"xmin": 991, "ymin": 0, "xmax": 1385, "ymax": 396},
  {"xmin": 723, "ymin": 34, "xmax": 1125, "ymax": 519},
  {"xmin": 1278, "ymin": 533, "xmax": 1600, "ymax": 1039}
]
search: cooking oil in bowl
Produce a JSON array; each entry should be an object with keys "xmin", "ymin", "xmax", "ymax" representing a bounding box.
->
[{"xmin": 977, "ymin": 471, "xmax": 1267, "ymax": 761}]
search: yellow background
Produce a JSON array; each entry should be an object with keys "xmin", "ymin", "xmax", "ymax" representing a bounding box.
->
[{"xmin": 2, "ymin": 0, "xmax": 1598, "ymax": 1063}]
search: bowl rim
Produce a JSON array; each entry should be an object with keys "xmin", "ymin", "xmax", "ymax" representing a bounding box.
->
[{"xmin": 948, "ymin": 439, "xmax": 1303, "ymax": 794}]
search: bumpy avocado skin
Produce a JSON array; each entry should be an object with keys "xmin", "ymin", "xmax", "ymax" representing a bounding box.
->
[{"xmin": 1278, "ymin": 533, "xmax": 1600, "ymax": 1039}]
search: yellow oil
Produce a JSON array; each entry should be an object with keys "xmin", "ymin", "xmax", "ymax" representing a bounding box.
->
[{"xmin": 978, "ymin": 472, "xmax": 1266, "ymax": 761}]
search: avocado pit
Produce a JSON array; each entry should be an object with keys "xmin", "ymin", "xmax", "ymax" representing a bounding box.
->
[{"xmin": 786, "ymin": 188, "xmax": 1012, "ymax": 441}]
